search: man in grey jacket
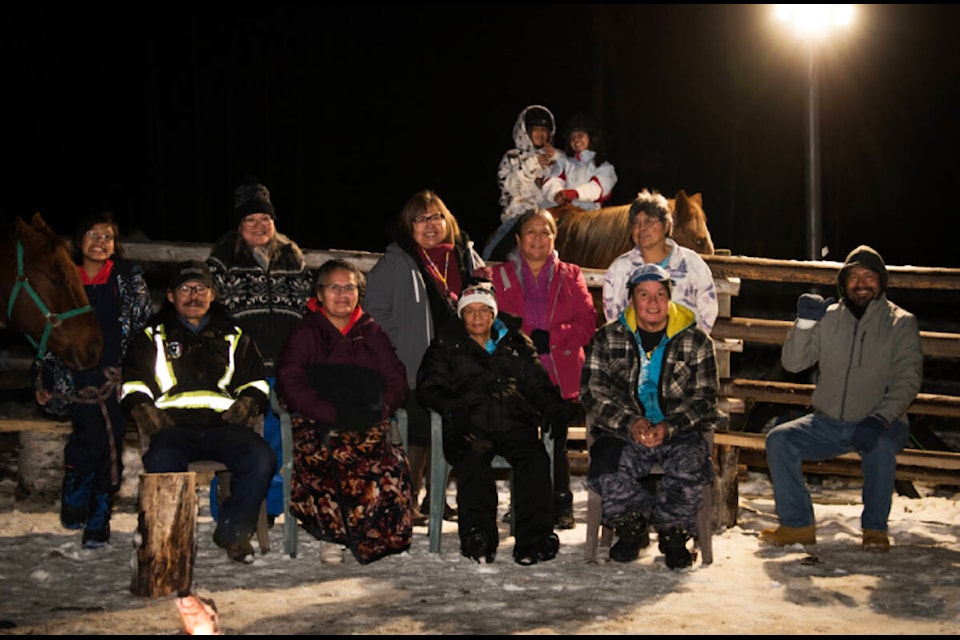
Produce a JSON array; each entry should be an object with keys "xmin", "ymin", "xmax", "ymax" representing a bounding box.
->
[{"xmin": 760, "ymin": 245, "xmax": 922, "ymax": 553}]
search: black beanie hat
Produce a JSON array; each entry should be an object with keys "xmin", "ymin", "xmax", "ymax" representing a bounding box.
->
[
  {"xmin": 234, "ymin": 181, "xmax": 276, "ymax": 221},
  {"xmin": 838, "ymin": 244, "xmax": 887, "ymax": 295}
]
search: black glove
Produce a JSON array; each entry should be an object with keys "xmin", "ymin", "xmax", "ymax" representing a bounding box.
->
[
  {"xmin": 221, "ymin": 396, "xmax": 261, "ymax": 427},
  {"xmin": 852, "ymin": 416, "xmax": 885, "ymax": 454},
  {"xmin": 797, "ymin": 293, "xmax": 835, "ymax": 322},
  {"xmin": 541, "ymin": 404, "xmax": 570, "ymax": 437},
  {"xmin": 131, "ymin": 403, "xmax": 174, "ymax": 437},
  {"xmin": 530, "ymin": 329, "xmax": 551, "ymax": 355}
]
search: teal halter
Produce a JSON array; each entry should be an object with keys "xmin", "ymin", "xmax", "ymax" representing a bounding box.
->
[{"xmin": 7, "ymin": 240, "xmax": 93, "ymax": 359}]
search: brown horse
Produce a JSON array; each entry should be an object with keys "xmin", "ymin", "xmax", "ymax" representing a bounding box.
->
[
  {"xmin": 552, "ymin": 190, "xmax": 715, "ymax": 270},
  {"xmin": 1, "ymin": 213, "xmax": 103, "ymax": 370}
]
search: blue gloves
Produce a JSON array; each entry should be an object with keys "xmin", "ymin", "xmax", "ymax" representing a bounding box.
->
[
  {"xmin": 852, "ymin": 416, "xmax": 885, "ymax": 453},
  {"xmin": 797, "ymin": 293, "xmax": 835, "ymax": 322}
]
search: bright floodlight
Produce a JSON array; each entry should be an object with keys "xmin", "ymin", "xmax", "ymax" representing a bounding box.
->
[{"xmin": 775, "ymin": 5, "xmax": 855, "ymax": 38}]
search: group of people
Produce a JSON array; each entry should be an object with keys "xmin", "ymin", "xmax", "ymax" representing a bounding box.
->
[{"xmin": 34, "ymin": 104, "xmax": 920, "ymax": 570}]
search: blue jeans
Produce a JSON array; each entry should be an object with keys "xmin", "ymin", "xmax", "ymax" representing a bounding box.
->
[
  {"xmin": 764, "ymin": 413, "xmax": 909, "ymax": 531},
  {"xmin": 144, "ymin": 423, "xmax": 277, "ymax": 543}
]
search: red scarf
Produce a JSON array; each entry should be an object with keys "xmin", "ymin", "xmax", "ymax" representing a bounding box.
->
[
  {"xmin": 315, "ymin": 300, "xmax": 364, "ymax": 336},
  {"xmin": 79, "ymin": 259, "xmax": 114, "ymax": 285}
]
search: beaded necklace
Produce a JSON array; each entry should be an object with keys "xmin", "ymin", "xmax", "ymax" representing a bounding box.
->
[{"xmin": 420, "ymin": 245, "xmax": 451, "ymax": 291}]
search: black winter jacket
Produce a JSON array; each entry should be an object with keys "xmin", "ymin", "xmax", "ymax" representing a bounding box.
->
[
  {"xmin": 120, "ymin": 301, "xmax": 269, "ymax": 428},
  {"xmin": 415, "ymin": 311, "xmax": 564, "ymax": 437}
]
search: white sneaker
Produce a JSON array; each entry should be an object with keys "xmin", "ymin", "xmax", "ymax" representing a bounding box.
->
[{"xmin": 320, "ymin": 541, "xmax": 344, "ymax": 564}]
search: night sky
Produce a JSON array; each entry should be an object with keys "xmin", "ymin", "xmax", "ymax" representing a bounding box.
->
[{"xmin": 7, "ymin": 4, "xmax": 960, "ymax": 268}]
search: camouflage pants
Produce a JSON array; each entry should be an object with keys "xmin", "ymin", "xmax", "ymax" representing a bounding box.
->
[{"xmin": 586, "ymin": 430, "xmax": 713, "ymax": 535}]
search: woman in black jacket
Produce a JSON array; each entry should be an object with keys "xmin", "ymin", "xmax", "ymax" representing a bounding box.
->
[{"xmin": 416, "ymin": 282, "xmax": 569, "ymax": 566}]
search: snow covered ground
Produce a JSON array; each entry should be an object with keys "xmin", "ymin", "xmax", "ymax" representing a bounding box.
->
[{"xmin": 1, "ymin": 466, "xmax": 959, "ymax": 635}]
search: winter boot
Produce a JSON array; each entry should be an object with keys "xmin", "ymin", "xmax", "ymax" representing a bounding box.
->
[
  {"xmin": 609, "ymin": 511, "xmax": 649, "ymax": 563},
  {"xmin": 406, "ymin": 445, "xmax": 428, "ymax": 526},
  {"xmin": 514, "ymin": 532, "xmax": 560, "ymax": 566},
  {"xmin": 82, "ymin": 492, "xmax": 112, "ymax": 549},
  {"xmin": 461, "ymin": 527, "xmax": 495, "ymax": 564},
  {"xmin": 553, "ymin": 490, "xmax": 575, "ymax": 530},
  {"xmin": 862, "ymin": 529, "xmax": 890, "ymax": 553},
  {"xmin": 759, "ymin": 524, "xmax": 816, "ymax": 546},
  {"xmin": 658, "ymin": 526, "xmax": 693, "ymax": 570},
  {"xmin": 60, "ymin": 468, "xmax": 94, "ymax": 530}
]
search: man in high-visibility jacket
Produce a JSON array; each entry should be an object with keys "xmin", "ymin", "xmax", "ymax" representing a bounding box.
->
[{"xmin": 121, "ymin": 260, "xmax": 276, "ymax": 564}]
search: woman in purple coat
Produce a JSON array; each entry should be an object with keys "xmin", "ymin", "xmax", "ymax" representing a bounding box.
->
[
  {"xmin": 276, "ymin": 258, "xmax": 412, "ymax": 564},
  {"xmin": 490, "ymin": 209, "xmax": 598, "ymax": 528}
]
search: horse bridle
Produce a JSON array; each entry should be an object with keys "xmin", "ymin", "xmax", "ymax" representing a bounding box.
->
[{"xmin": 7, "ymin": 240, "xmax": 93, "ymax": 359}]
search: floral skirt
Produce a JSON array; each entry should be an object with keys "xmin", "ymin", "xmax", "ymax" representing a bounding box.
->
[{"xmin": 289, "ymin": 417, "xmax": 414, "ymax": 564}]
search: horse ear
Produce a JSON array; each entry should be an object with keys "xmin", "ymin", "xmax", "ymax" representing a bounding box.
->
[
  {"xmin": 31, "ymin": 212, "xmax": 48, "ymax": 231},
  {"xmin": 689, "ymin": 192, "xmax": 704, "ymax": 208}
]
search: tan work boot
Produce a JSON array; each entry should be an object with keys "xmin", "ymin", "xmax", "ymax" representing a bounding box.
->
[
  {"xmin": 759, "ymin": 524, "xmax": 816, "ymax": 546},
  {"xmin": 862, "ymin": 529, "xmax": 890, "ymax": 553}
]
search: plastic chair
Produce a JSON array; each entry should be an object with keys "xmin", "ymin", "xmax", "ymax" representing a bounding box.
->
[
  {"xmin": 136, "ymin": 414, "xmax": 272, "ymax": 555},
  {"xmin": 583, "ymin": 424, "xmax": 714, "ymax": 565},
  {"xmin": 271, "ymin": 387, "xmax": 299, "ymax": 557},
  {"xmin": 405, "ymin": 409, "xmax": 553, "ymax": 554}
]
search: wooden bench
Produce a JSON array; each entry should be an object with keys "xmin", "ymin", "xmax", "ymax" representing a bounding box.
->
[{"xmin": 711, "ymin": 429, "xmax": 960, "ymax": 529}]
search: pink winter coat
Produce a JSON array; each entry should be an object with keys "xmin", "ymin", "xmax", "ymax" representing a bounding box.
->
[{"xmin": 491, "ymin": 254, "xmax": 598, "ymax": 400}]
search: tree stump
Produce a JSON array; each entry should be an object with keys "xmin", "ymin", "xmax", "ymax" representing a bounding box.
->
[{"xmin": 131, "ymin": 472, "xmax": 198, "ymax": 598}]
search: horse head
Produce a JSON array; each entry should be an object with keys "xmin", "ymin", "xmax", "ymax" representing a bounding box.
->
[
  {"xmin": 668, "ymin": 190, "xmax": 715, "ymax": 256},
  {"xmin": 3, "ymin": 213, "xmax": 104, "ymax": 370}
]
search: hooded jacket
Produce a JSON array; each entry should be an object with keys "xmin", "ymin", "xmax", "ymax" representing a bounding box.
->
[
  {"xmin": 415, "ymin": 311, "xmax": 565, "ymax": 438},
  {"xmin": 364, "ymin": 231, "xmax": 483, "ymax": 389},
  {"xmin": 581, "ymin": 301, "xmax": 728, "ymax": 440},
  {"xmin": 781, "ymin": 246, "xmax": 922, "ymax": 425},
  {"xmin": 496, "ymin": 105, "xmax": 564, "ymax": 222},
  {"xmin": 491, "ymin": 251, "xmax": 597, "ymax": 399}
]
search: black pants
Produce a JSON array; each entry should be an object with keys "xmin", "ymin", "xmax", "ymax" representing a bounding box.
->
[{"xmin": 445, "ymin": 425, "xmax": 553, "ymax": 555}]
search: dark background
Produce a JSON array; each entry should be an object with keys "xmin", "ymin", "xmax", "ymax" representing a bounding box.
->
[{"xmin": 6, "ymin": 4, "xmax": 959, "ymax": 268}]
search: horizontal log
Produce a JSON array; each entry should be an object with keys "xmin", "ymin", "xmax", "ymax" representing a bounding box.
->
[
  {"xmin": 717, "ymin": 429, "xmax": 960, "ymax": 474},
  {"xmin": 0, "ymin": 417, "xmax": 70, "ymax": 433},
  {"xmin": 712, "ymin": 317, "xmax": 960, "ymax": 358},
  {"xmin": 719, "ymin": 378, "xmax": 960, "ymax": 419},
  {"xmin": 700, "ymin": 254, "xmax": 960, "ymax": 291}
]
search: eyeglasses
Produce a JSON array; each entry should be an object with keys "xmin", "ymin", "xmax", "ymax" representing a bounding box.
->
[
  {"xmin": 321, "ymin": 284, "xmax": 358, "ymax": 294},
  {"xmin": 462, "ymin": 306, "xmax": 493, "ymax": 318},
  {"xmin": 176, "ymin": 284, "xmax": 210, "ymax": 295},
  {"xmin": 413, "ymin": 213, "xmax": 444, "ymax": 225},
  {"xmin": 85, "ymin": 230, "xmax": 115, "ymax": 242}
]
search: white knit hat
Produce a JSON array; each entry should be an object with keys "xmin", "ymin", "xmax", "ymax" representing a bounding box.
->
[{"xmin": 457, "ymin": 282, "xmax": 498, "ymax": 318}]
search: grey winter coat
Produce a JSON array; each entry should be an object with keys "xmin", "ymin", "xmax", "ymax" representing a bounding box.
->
[{"xmin": 781, "ymin": 294, "xmax": 922, "ymax": 425}]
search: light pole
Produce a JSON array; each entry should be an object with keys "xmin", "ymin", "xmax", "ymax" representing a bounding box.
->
[{"xmin": 775, "ymin": 5, "xmax": 854, "ymax": 261}]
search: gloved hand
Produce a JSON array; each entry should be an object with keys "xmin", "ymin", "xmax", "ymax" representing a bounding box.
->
[
  {"xmin": 221, "ymin": 396, "xmax": 261, "ymax": 427},
  {"xmin": 542, "ymin": 404, "xmax": 570, "ymax": 437},
  {"xmin": 852, "ymin": 416, "xmax": 885, "ymax": 454},
  {"xmin": 530, "ymin": 329, "xmax": 551, "ymax": 355},
  {"xmin": 131, "ymin": 402, "xmax": 174, "ymax": 437},
  {"xmin": 560, "ymin": 189, "xmax": 578, "ymax": 203},
  {"xmin": 797, "ymin": 293, "xmax": 835, "ymax": 322}
]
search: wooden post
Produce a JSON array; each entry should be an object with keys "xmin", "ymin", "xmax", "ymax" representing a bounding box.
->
[{"xmin": 131, "ymin": 472, "xmax": 198, "ymax": 598}]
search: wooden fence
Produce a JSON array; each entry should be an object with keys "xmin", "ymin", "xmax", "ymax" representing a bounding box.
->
[{"xmin": 4, "ymin": 241, "xmax": 960, "ymax": 434}]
